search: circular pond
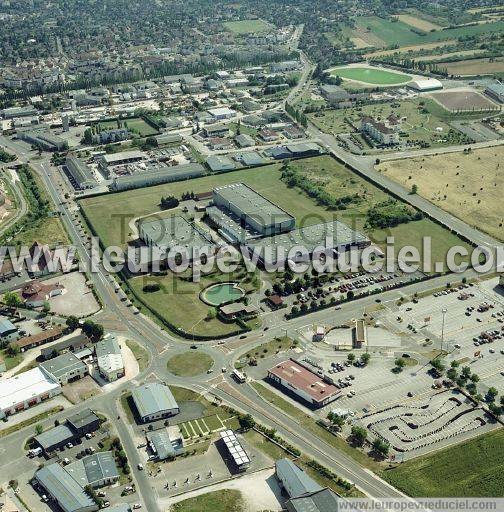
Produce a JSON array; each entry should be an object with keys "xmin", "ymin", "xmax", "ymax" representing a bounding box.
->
[{"xmin": 201, "ymin": 282, "xmax": 245, "ymax": 306}]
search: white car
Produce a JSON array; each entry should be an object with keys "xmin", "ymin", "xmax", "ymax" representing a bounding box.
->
[
  {"xmin": 137, "ymin": 463, "xmax": 144, "ymax": 471},
  {"xmin": 133, "ymin": 504, "xmax": 142, "ymax": 510}
]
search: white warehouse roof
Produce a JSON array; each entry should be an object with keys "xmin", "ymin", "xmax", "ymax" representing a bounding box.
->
[
  {"xmin": 408, "ymin": 78, "xmax": 443, "ymax": 91},
  {"xmin": 0, "ymin": 367, "xmax": 60, "ymax": 413}
]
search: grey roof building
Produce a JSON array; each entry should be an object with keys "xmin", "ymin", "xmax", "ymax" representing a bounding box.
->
[
  {"xmin": 34, "ymin": 424, "xmax": 75, "ymax": 453},
  {"xmin": 95, "ymin": 335, "xmax": 124, "ymax": 382},
  {"xmin": 206, "ymin": 155, "xmax": 235, "ymax": 172},
  {"xmin": 247, "ymin": 220, "xmax": 370, "ymax": 268},
  {"xmin": 67, "ymin": 408, "xmax": 101, "ymax": 435},
  {"xmin": 213, "ymin": 183, "xmax": 295, "ymax": 237},
  {"xmin": 108, "ymin": 505, "xmax": 131, "ymax": 512},
  {"xmin": 138, "ymin": 215, "xmax": 215, "ymax": 262},
  {"xmin": 35, "ymin": 463, "xmax": 98, "ymax": 512},
  {"xmin": 148, "ymin": 429, "xmax": 176, "ymax": 460},
  {"xmin": 111, "ymin": 163, "xmax": 205, "ymax": 191},
  {"xmin": 235, "ymin": 151, "xmax": 266, "ymax": 167},
  {"xmin": 235, "ymin": 133, "xmax": 255, "ymax": 148},
  {"xmin": 39, "ymin": 352, "xmax": 88, "ymax": 385},
  {"xmin": 65, "ymin": 452, "xmax": 119, "ymax": 488},
  {"xmin": 276, "ymin": 459, "xmax": 322, "ymax": 499},
  {"xmin": 286, "ymin": 488, "xmax": 340, "ymax": 512},
  {"xmin": 320, "ymin": 84, "xmax": 351, "ymax": 103},
  {"xmin": 0, "ymin": 317, "xmax": 17, "ymax": 338},
  {"xmin": 41, "ymin": 333, "xmax": 90, "ymax": 360},
  {"xmin": 65, "ymin": 156, "xmax": 96, "ymax": 190},
  {"xmin": 131, "ymin": 383, "xmax": 179, "ymax": 422}
]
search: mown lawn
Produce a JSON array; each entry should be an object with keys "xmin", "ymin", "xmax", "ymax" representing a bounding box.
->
[
  {"xmin": 172, "ymin": 489, "xmax": 246, "ymax": 512},
  {"xmin": 167, "ymin": 351, "xmax": 214, "ymax": 377},
  {"xmin": 125, "ymin": 339, "xmax": 150, "ymax": 371},
  {"xmin": 381, "ymin": 428, "xmax": 504, "ymax": 496}
]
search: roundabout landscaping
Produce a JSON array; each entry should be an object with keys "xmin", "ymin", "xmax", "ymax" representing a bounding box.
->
[{"xmin": 167, "ymin": 351, "xmax": 214, "ymax": 377}]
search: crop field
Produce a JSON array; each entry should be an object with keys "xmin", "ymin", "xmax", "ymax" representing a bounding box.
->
[
  {"xmin": 365, "ymin": 40, "xmax": 455, "ymax": 59},
  {"xmin": 330, "ymin": 65, "xmax": 411, "ymax": 85},
  {"xmin": 396, "ymin": 14, "xmax": 442, "ymax": 31},
  {"xmin": 223, "ymin": 19, "xmax": 273, "ymax": 34},
  {"xmin": 414, "ymin": 49, "xmax": 487, "ymax": 62},
  {"xmin": 97, "ymin": 116, "xmax": 158, "ymax": 137},
  {"xmin": 377, "ymin": 146, "xmax": 504, "ymax": 242},
  {"xmin": 350, "ymin": 16, "xmax": 504, "ymax": 48},
  {"xmin": 438, "ymin": 57, "xmax": 504, "ymax": 76},
  {"xmin": 381, "ymin": 428, "xmax": 504, "ymax": 497},
  {"xmin": 429, "ymin": 90, "xmax": 500, "ymax": 113},
  {"xmin": 307, "ymin": 100, "xmax": 470, "ymax": 148}
]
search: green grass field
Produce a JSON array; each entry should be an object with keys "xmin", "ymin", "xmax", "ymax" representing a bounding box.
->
[
  {"xmin": 167, "ymin": 351, "xmax": 214, "ymax": 376},
  {"xmin": 172, "ymin": 490, "xmax": 245, "ymax": 512},
  {"xmin": 128, "ymin": 268, "xmax": 259, "ymax": 338},
  {"xmin": 223, "ymin": 19, "xmax": 273, "ymax": 34},
  {"xmin": 98, "ymin": 117, "xmax": 158, "ymax": 137},
  {"xmin": 125, "ymin": 340, "xmax": 150, "ymax": 371},
  {"xmin": 330, "ymin": 66, "xmax": 411, "ymax": 85},
  {"xmin": 381, "ymin": 428, "xmax": 504, "ymax": 496}
]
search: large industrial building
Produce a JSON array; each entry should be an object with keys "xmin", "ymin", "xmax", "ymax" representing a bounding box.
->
[
  {"xmin": 0, "ymin": 367, "xmax": 61, "ymax": 419},
  {"xmin": 246, "ymin": 219, "xmax": 370, "ymax": 268},
  {"xmin": 212, "ymin": 183, "xmax": 295, "ymax": 238},
  {"xmin": 138, "ymin": 215, "xmax": 215, "ymax": 262},
  {"xmin": 131, "ymin": 382, "xmax": 179, "ymax": 422},
  {"xmin": 267, "ymin": 359, "xmax": 340, "ymax": 408},
  {"xmin": 65, "ymin": 452, "xmax": 119, "ymax": 488},
  {"xmin": 65, "ymin": 156, "xmax": 96, "ymax": 190}
]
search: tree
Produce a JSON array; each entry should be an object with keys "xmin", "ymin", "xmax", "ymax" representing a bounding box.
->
[
  {"xmin": 446, "ymin": 368, "xmax": 457, "ymax": 380},
  {"xmin": 351, "ymin": 426, "xmax": 367, "ymax": 446},
  {"xmin": 360, "ymin": 353, "xmax": 371, "ymax": 366},
  {"xmin": 347, "ymin": 353, "xmax": 355, "ymax": 363},
  {"xmin": 42, "ymin": 301, "xmax": 51, "ymax": 313},
  {"xmin": 3, "ymin": 291, "xmax": 22, "ymax": 308},
  {"xmin": 206, "ymin": 308, "xmax": 217, "ymax": 320},
  {"xmin": 394, "ymin": 358, "xmax": 406, "ymax": 372},
  {"xmin": 239, "ymin": 414, "xmax": 255, "ymax": 431},
  {"xmin": 430, "ymin": 358, "xmax": 445, "ymax": 374},
  {"xmin": 327, "ymin": 412, "xmax": 345, "ymax": 431},
  {"xmin": 66, "ymin": 315, "xmax": 80, "ymax": 331},
  {"xmin": 486, "ymin": 387, "xmax": 498, "ymax": 402},
  {"xmin": 6, "ymin": 343, "xmax": 20, "ymax": 357},
  {"xmin": 372, "ymin": 438, "xmax": 389, "ymax": 457},
  {"xmin": 35, "ymin": 424, "xmax": 43, "ymax": 435},
  {"xmin": 410, "ymin": 184, "xmax": 418, "ymax": 195},
  {"xmin": 82, "ymin": 320, "xmax": 104, "ymax": 340}
]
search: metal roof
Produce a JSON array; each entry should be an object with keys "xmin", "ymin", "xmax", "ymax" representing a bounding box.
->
[
  {"xmin": 34, "ymin": 424, "xmax": 74, "ymax": 450},
  {"xmin": 67, "ymin": 408, "xmax": 100, "ymax": 431},
  {"xmin": 35, "ymin": 463, "xmax": 97, "ymax": 512},
  {"xmin": 276, "ymin": 458, "xmax": 322, "ymax": 499},
  {"xmin": 40, "ymin": 352, "xmax": 87, "ymax": 380},
  {"xmin": 131, "ymin": 383, "xmax": 179, "ymax": 419},
  {"xmin": 247, "ymin": 220, "xmax": 370, "ymax": 265},
  {"xmin": 213, "ymin": 182, "xmax": 294, "ymax": 228},
  {"xmin": 148, "ymin": 429, "xmax": 176, "ymax": 460},
  {"xmin": 138, "ymin": 215, "xmax": 214, "ymax": 253},
  {"xmin": 0, "ymin": 317, "xmax": 17, "ymax": 335},
  {"xmin": 206, "ymin": 155, "xmax": 235, "ymax": 172},
  {"xmin": 65, "ymin": 156, "xmax": 95, "ymax": 187},
  {"xmin": 287, "ymin": 488, "xmax": 340, "ymax": 512},
  {"xmin": 95, "ymin": 335, "xmax": 124, "ymax": 374},
  {"xmin": 65, "ymin": 452, "xmax": 119, "ymax": 487}
]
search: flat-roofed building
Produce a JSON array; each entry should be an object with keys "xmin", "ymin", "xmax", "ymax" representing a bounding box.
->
[
  {"xmin": 98, "ymin": 150, "xmax": 145, "ymax": 173},
  {"xmin": 206, "ymin": 155, "xmax": 235, "ymax": 172},
  {"xmin": 111, "ymin": 163, "xmax": 205, "ymax": 191},
  {"xmin": 485, "ymin": 82, "xmax": 504, "ymax": 103},
  {"xmin": 234, "ymin": 151, "xmax": 266, "ymax": 167},
  {"xmin": 34, "ymin": 424, "xmax": 76, "ymax": 453},
  {"xmin": 40, "ymin": 352, "xmax": 88, "ymax": 385},
  {"xmin": 246, "ymin": 219, "xmax": 370, "ymax": 268},
  {"xmin": 65, "ymin": 156, "xmax": 96, "ymax": 190},
  {"xmin": 131, "ymin": 382, "xmax": 179, "ymax": 422},
  {"xmin": 41, "ymin": 333, "xmax": 90, "ymax": 360},
  {"xmin": 34, "ymin": 463, "xmax": 98, "ymax": 512},
  {"xmin": 65, "ymin": 452, "xmax": 119, "ymax": 488},
  {"xmin": 0, "ymin": 367, "xmax": 61, "ymax": 419},
  {"xmin": 286, "ymin": 488, "xmax": 340, "ymax": 512},
  {"xmin": 67, "ymin": 408, "xmax": 101, "ymax": 436},
  {"xmin": 235, "ymin": 133, "xmax": 255, "ymax": 148},
  {"xmin": 213, "ymin": 183, "xmax": 295, "ymax": 237},
  {"xmin": 267, "ymin": 359, "xmax": 340, "ymax": 408},
  {"xmin": 202, "ymin": 124, "xmax": 229, "ymax": 138},
  {"xmin": 95, "ymin": 335, "xmax": 124, "ymax": 382},
  {"xmin": 319, "ymin": 84, "xmax": 351, "ymax": 103},
  {"xmin": 219, "ymin": 429, "xmax": 250, "ymax": 471},
  {"xmin": 138, "ymin": 215, "xmax": 215, "ymax": 262},
  {"xmin": 208, "ymin": 107, "xmax": 236, "ymax": 120}
]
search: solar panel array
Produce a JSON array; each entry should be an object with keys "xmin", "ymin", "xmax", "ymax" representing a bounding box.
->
[{"xmin": 220, "ymin": 429, "xmax": 250, "ymax": 468}]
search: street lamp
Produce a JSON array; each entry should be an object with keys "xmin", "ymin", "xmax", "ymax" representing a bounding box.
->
[{"xmin": 441, "ymin": 308, "xmax": 448, "ymax": 353}]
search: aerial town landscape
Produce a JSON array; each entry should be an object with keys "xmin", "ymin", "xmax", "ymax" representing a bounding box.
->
[{"xmin": 0, "ymin": 0, "xmax": 502, "ymax": 511}]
